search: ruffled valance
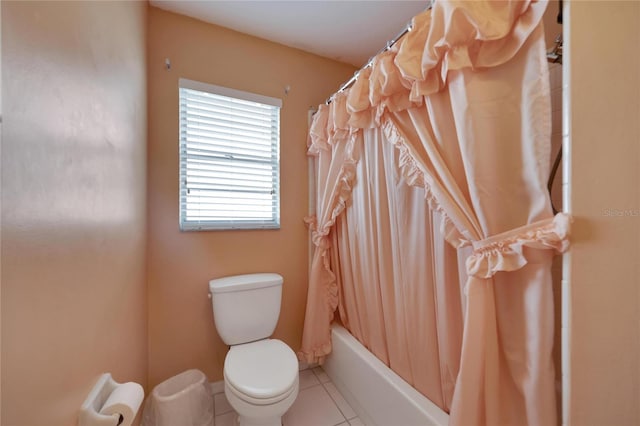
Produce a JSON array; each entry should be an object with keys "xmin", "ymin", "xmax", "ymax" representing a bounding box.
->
[{"xmin": 310, "ymin": 0, "xmax": 548, "ymax": 133}]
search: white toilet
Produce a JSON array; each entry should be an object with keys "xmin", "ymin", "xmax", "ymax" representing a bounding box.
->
[{"xmin": 208, "ymin": 273, "xmax": 299, "ymax": 426}]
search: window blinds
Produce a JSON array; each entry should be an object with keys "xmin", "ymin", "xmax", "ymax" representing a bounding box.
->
[{"xmin": 179, "ymin": 79, "xmax": 281, "ymax": 230}]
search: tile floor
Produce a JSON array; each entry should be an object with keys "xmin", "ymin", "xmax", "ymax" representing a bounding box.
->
[{"xmin": 213, "ymin": 366, "xmax": 365, "ymax": 426}]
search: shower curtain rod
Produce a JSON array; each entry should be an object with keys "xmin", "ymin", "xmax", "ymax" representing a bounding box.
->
[{"xmin": 325, "ymin": 1, "xmax": 434, "ymax": 105}]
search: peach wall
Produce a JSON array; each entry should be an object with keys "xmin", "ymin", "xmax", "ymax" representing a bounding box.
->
[
  {"xmin": 1, "ymin": 2, "xmax": 148, "ymax": 425},
  {"xmin": 0, "ymin": 4, "xmax": 3, "ymax": 424},
  {"xmin": 566, "ymin": 1, "xmax": 640, "ymax": 424},
  {"xmin": 147, "ymin": 7, "xmax": 356, "ymax": 387}
]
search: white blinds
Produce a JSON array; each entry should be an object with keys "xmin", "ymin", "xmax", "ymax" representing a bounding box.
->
[{"xmin": 179, "ymin": 79, "xmax": 281, "ymax": 230}]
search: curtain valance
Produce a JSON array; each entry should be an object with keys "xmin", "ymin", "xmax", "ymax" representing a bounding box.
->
[{"xmin": 309, "ymin": 0, "xmax": 549, "ymax": 135}]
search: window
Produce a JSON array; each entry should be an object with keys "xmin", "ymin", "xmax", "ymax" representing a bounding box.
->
[{"xmin": 179, "ymin": 78, "xmax": 281, "ymax": 231}]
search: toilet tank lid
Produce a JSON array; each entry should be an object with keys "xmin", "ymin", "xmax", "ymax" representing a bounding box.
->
[{"xmin": 209, "ymin": 273, "xmax": 283, "ymax": 294}]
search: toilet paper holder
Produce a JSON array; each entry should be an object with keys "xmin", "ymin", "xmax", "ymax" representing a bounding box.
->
[{"xmin": 79, "ymin": 373, "xmax": 139, "ymax": 426}]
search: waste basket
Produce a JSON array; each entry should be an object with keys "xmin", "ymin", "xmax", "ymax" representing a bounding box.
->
[{"xmin": 142, "ymin": 369, "xmax": 213, "ymax": 426}]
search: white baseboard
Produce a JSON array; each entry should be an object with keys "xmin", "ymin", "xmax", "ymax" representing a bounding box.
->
[{"xmin": 210, "ymin": 380, "xmax": 225, "ymax": 395}]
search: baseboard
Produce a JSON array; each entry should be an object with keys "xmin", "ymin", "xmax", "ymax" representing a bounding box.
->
[{"xmin": 210, "ymin": 380, "xmax": 224, "ymax": 395}]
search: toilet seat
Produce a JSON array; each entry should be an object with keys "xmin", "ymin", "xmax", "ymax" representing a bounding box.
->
[
  {"xmin": 225, "ymin": 377, "xmax": 298, "ymax": 406},
  {"xmin": 224, "ymin": 339, "xmax": 298, "ymax": 404}
]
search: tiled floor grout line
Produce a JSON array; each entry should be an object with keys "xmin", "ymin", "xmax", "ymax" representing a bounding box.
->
[
  {"xmin": 311, "ymin": 366, "xmax": 359, "ymax": 423},
  {"xmin": 319, "ymin": 381, "xmax": 346, "ymax": 421},
  {"xmin": 321, "ymin": 380, "xmax": 357, "ymax": 422},
  {"xmin": 300, "ymin": 378, "xmax": 323, "ymax": 389}
]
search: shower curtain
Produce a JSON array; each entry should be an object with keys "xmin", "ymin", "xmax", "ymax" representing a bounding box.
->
[{"xmin": 299, "ymin": 1, "xmax": 570, "ymax": 425}]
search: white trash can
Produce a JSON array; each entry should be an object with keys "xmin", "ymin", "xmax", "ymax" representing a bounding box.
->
[{"xmin": 142, "ymin": 369, "xmax": 213, "ymax": 426}]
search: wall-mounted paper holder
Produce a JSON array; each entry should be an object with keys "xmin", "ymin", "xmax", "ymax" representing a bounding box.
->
[{"xmin": 78, "ymin": 373, "xmax": 140, "ymax": 426}]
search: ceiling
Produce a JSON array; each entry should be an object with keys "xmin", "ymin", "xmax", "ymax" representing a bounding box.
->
[{"xmin": 149, "ymin": 1, "xmax": 428, "ymax": 68}]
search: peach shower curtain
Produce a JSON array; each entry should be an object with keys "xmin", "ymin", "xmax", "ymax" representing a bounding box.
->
[
  {"xmin": 333, "ymin": 134, "xmax": 466, "ymax": 411},
  {"xmin": 299, "ymin": 1, "xmax": 571, "ymax": 425}
]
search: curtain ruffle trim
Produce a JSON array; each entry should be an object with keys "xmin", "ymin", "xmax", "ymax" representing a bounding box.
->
[
  {"xmin": 298, "ymin": 343, "xmax": 331, "ymax": 365},
  {"xmin": 296, "ymin": 225, "xmax": 339, "ymax": 365},
  {"xmin": 308, "ymin": 104, "xmax": 330, "ymax": 155},
  {"xmin": 400, "ymin": 0, "xmax": 547, "ymax": 101},
  {"xmin": 381, "ymin": 118, "xmax": 468, "ymax": 248},
  {"xmin": 466, "ymin": 213, "xmax": 572, "ymax": 279},
  {"xmin": 306, "ymin": 160, "xmax": 357, "ymax": 248},
  {"xmin": 381, "ymin": 116, "xmax": 570, "ymax": 280},
  {"xmin": 297, "ymin": 247, "xmax": 337, "ymax": 366},
  {"xmin": 299, "ymin": 135, "xmax": 358, "ymax": 364},
  {"xmin": 298, "ymin": 217, "xmax": 340, "ymax": 364}
]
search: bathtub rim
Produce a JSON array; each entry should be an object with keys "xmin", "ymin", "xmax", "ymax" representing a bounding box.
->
[{"xmin": 322, "ymin": 323, "xmax": 449, "ymax": 426}]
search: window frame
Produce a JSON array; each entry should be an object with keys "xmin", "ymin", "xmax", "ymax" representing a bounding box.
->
[{"xmin": 178, "ymin": 78, "xmax": 282, "ymax": 231}]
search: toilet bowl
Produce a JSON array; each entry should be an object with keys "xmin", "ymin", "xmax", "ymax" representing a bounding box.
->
[
  {"xmin": 209, "ymin": 274, "xmax": 299, "ymax": 426},
  {"xmin": 224, "ymin": 339, "xmax": 299, "ymax": 426}
]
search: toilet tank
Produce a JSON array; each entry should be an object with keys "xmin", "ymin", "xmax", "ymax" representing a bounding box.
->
[{"xmin": 209, "ymin": 273, "xmax": 283, "ymax": 346}]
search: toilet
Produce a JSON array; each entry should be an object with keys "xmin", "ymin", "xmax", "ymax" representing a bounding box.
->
[{"xmin": 209, "ymin": 273, "xmax": 299, "ymax": 426}]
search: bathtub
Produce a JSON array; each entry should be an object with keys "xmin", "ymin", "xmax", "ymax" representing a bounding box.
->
[{"xmin": 323, "ymin": 324, "xmax": 449, "ymax": 426}]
